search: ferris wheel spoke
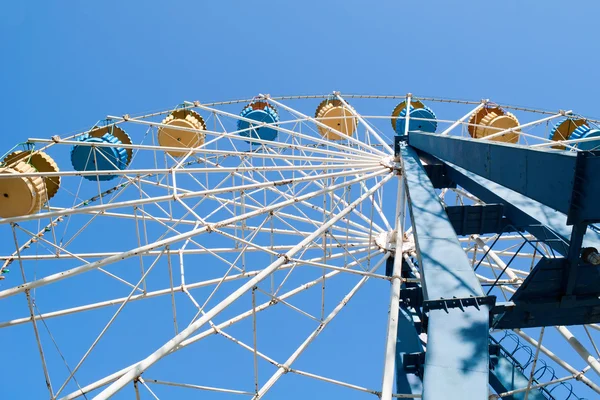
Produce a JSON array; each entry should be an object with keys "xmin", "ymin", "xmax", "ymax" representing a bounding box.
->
[
  {"xmin": 0, "ymin": 164, "xmax": 385, "ymax": 225},
  {"xmin": 87, "ymin": 172, "xmax": 392, "ymax": 399},
  {"xmin": 131, "ymin": 212, "xmax": 248, "ymax": 276},
  {"xmin": 439, "ymin": 101, "xmax": 486, "ymax": 136},
  {"xmin": 335, "ymin": 93, "xmax": 394, "ymax": 155},
  {"xmin": 185, "ymin": 101, "xmax": 385, "ymax": 159},
  {"xmin": 253, "ymin": 254, "xmax": 389, "ymax": 400},
  {"xmin": 63, "ymin": 249, "xmax": 380, "ymax": 400},
  {"xmin": 28, "ymin": 136, "xmax": 377, "ymax": 166},
  {"xmin": 287, "ymin": 255, "xmax": 387, "ymax": 280},
  {"xmin": 481, "ymin": 111, "xmax": 569, "ymax": 143},
  {"xmin": 494, "ymin": 372, "xmax": 585, "ymax": 399},
  {"xmin": 1, "ymin": 248, "xmax": 372, "ymax": 330},
  {"xmin": 59, "ymin": 246, "xmax": 382, "ymax": 400},
  {"xmin": 51, "ymin": 249, "xmax": 167, "ymax": 399},
  {"xmin": 12, "ymin": 223, "xmax": 145, "ymax": 293},
  {"xmin": 196, "ymin": 155, "xmax": 388, "ymax": 237},
  {"xmin": 286, "ymin": 368, "xmax": 405, "ymax": 398},
  {"xmin": 1, "ymin": 180, "xmax": 135, "ymax": 272},
  {"xmin": 265, "ymin": 96, "xmax": 390, "ymax": 158},
  {"xmin": 1, "ymin": 244, "xmax": 347, "ymax": 263},
  {"xmin": 263, "ymin": 146, "xmax": 389, "ymax": 234},
  {"xmin": 10, "ymin": 225, "xmax": 55, "ymax": 398},
  {"xmin": 113, "ymin": 111, "xmax": 383, "ymax": 161},
  {"xmin": 584, "ymin": 325, "xmax": 600, "ymax": 359},
  {"xmin": 0, "ymin": 169, "xmax": 390, "ymax": 301},
  {"xmin": 260, "ymin": 148, "xmax": 388, "ymax": 235},
  {"xmin": 142, "ymin": 378, "xmax": 254, "ymax": 396},
  {"xmin": 555, "ymin": 325, "xmax": 600, "ymax": 378}
]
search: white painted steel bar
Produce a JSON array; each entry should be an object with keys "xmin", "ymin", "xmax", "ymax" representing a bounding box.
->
[
  {"xmin": 0, "ymin": 165, "xmax": 385, "ymax": 225},
  {"xmin": 260, "ymin": 146, "xmax": 385, "ymax": 235},
  {"xmin": 0, "ymin": 245, "xmax": 331, "ymax": 262},
  {"xmin": 335, "ymin": 93, "xmax": 394, "ymax": 154},
  {"xmin": 523, "ymin": 327, "xmax": 545, "ymax": 400},
  {"xmin": 530, "ymin": 134, "xmax": 600, "ymax": 149},
  {"xmin": 291, "ymin": 368, "xmax": 421, "ymax": 398},
  {"xmin": 588, "ymin": 324, "xmax": 600, "ymax": 332},
  {"xmin": 253, "ymin": 254, "xmax": 389, "ymax": 399},
  {"xmin": 0, "ymin": 246, "xmax": 376, "ymax": 329},
  {"xmin": 556, "ymin": 325, "xmax": 600, "ymax": 378},
  {"xmin": 11, "ymin": 227, "xmax": 54, "ymax": 398},
  {"xmin": 514, "ymin": 330, "xmax": 600, "ymax": 394},
  {"xmin": 27, "ymin": 137, "xmax": 378, "ymax": 164},
  {"xmin": 198, "ymin": 156, "xmax": 381, "ymax": 238},
  {"xmin": 53, "ymin": 250, "xmax": 166, "ymax": 398},
  {"xmin": 112, "ymin": 112, "xmax": 382, "ymax": 160},
  {"xmin": 178, "ymin": 103, "xmax": 383, "ymax": 159},
  {"xmin": 482, "ymin": 112, "xmax": 570, "ymax": 142},
  {"xmin": 92, "ymin": 173, "xmax": 393, "ymax": 399},
  {"xmin": 496, "ymin": 374, "xmax": 577, "ymax": 398},
  {"xmin": 0, "ymin": 162, "xmax": 379, "ymax": 179},
  {"xmin": 381, "ymin": 174, "xmax": 406, "ymax": 400},
  {"xmin": 287, "ymin": 257, "xmax": 389, "ymax": 280},
  {"xmin": 473, "ymin": 236, "xmax": 521, "ymax": 284},
  {"xmin": 403, "ymin": 94, "xmax": 411, "ymax": 137},
  {"xmin": 261, "ymin": 146, "xmax": 387, "ymax": 234},
  {"xmin": 61, "ymin": 248, "xmax": 381, "ymax": 400},
  {"xmin": 440, "ymin": 102, "xmax": 486, "ymax": 135},
  {"xmin": 0, "ymin": 169, "xmax": 389, "ymax": 299},
  {"xmin": 289, "ymin": 368, "xmax": 381, "ymax": 396},
  {"xmin": 265, "ymin": 96, "xmax": 389, "ymax": 157},
  {"xmin": 145, "ymin": 379, "xmax": 253, "ymax": 395}
]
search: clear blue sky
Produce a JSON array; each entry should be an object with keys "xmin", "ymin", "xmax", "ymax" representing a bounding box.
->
[{"xmin": 1, "ymin": 1, "xmax": 600, "ymax": 399}]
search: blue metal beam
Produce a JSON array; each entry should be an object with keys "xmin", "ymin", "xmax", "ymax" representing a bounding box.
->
[
  {"xmin": 395, "ymin": 307, "xmax": 424, "ymax": 394},
  {"xmin": 442, "ymin": 159, "xmax": 600, "ymax": 256},
  {"xmin": 408, "ymin": 132, "xmax": 600, "ymax": 224},
  {"xmin": 401, "ymin": 145, "xmax": 490, "ymax": 400},
  {"xmin": 445, "ymin": 204, "xmax": 507, "ymax": 236},
  {"xmin": 493, "ymin": 256, "xmax": 600, "ymax": 329}
]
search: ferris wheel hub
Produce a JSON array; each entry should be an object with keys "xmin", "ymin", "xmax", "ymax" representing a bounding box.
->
[
  {"xmin": 379, "ymin": 155, "xmax": 396, "ymax": 170},
  {"xmin": 375, "ymin": 230, "xmax": 396, "ymax": 252},
  {"xmin": 375, "ymin": 231, "xmax": 415, "ymax": 255}
]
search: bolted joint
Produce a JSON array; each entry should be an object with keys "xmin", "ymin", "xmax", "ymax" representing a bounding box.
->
[{"xmin": 278, "ymin": 253, "xmax": 291, "ymax": 263}]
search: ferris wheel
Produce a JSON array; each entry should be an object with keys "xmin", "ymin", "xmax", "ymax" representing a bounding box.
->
[{"xmin": 1, "ymin": 92, "xmax": 600, "ymax": 400}]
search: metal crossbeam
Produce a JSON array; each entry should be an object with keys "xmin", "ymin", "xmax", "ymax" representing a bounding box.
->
[
  {"xmin": 441, "ymin": 159, "xmax": 600, "ymax": 256},
  {"xmin": 408, "ymin": 131, "xmax": 600, "ymax": 225},
  {"xmin": 401, "ymin": 145, "xmax": 489, "ymax": 400}
]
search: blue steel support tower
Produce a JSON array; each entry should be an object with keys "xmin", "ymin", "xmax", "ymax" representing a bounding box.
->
[{"xmin": 390, "ymin": 126, "xmax": 600, "ymax": 399}]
